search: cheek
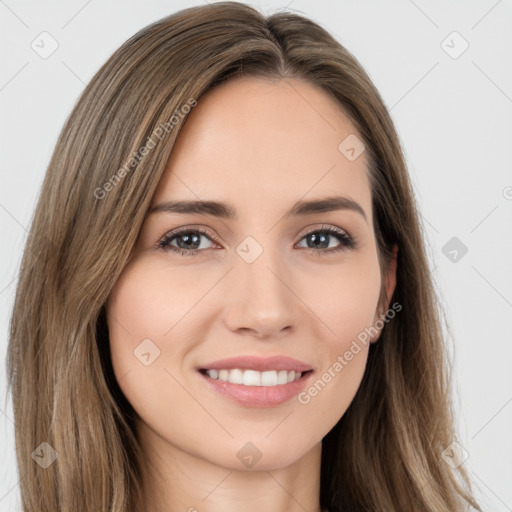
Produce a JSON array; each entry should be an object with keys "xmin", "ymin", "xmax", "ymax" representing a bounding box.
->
[
  {"xmin": 106, "ymin": 256, "xmax": 213, "ymax": 376},
  {"xmin": 295, "ymin": 254, "xmax": 380, "ymax": 422},
  {"xmin": 105, "ymin": 261, "xmax": 197, "ymax": 443},
  {"xmin": 107, "ymin": 260, "xmax": 189, "ymax": 341},
  {"xmin": 306, "ymin": 250, "xmax": 382, "ymax": 347},
  {"xmin": 105, "ymin": 261, "xmax": 179, "ymax": 404}
]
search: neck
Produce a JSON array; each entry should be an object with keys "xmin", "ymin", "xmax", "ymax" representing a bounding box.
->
[{"xmin": 137, "ymin": 422, "xmax": 323, "ymax": 512}]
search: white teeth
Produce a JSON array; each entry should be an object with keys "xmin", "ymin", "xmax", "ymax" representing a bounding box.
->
[
  {"xmin": 243, "ymin": 370, "xmax": 261, "ymax": 386},
  {"xmin": 230, "ymin": 368, "xmax": 243, "ymax": 384},
  {"xmin": 205, "ymin": 368, "xmax": 303, "ymax": 386},
  {"xmin": 277, "ymin": 370, "xmax": 288, "ymax": 385},
  {"xmin": 261, "ymin": 370, "xmax": 277, "ymax": 386},
  {"xmin": 206, "ymin": 369, "xmax": 218, "ymax": 379}
]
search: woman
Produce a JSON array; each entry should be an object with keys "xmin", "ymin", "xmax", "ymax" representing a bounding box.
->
[{"xmin": 7, "ymin": 2, "xmax": 482, "ymax": 511}]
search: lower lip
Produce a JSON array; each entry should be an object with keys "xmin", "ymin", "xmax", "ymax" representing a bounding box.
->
[{"xmin": 199, "ymin": 371, "xmax": 313, "ymax": 408}]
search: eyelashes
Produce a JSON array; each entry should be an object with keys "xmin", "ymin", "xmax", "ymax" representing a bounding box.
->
[
  {"xmin": 158, "ymin": 227, "xmax": 216, "ymax": 256},
  {"xmin": 157, "ymin": 225, "xmax": 358, "ymax": 257},
  {"xmin": 295, "ymin": 226, "xmax": 357, "ymax": 256}
]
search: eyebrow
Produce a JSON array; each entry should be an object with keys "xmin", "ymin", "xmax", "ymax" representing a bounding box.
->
[{"xmin": 149, "ymin": 195, "xmax": 367, "ymax": 223}]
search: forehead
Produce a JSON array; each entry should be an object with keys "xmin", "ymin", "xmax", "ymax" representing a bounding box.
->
[{"xmin": 152, "ymin": 77, "xmax": 371, "ymax": 218}]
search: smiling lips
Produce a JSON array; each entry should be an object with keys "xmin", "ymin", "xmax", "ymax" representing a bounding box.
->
[{"xmin": 198, "ymin": 355, "xmax": 313, "ymax": 407}]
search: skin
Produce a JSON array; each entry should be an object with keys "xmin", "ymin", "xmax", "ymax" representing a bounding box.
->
[{"xmin": 106, "ymin": 77, "xmax": 397, "ymax": 512}]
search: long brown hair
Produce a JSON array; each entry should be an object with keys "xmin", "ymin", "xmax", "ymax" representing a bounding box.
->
[{"xmin": 7, "ymin": 2, "xmax": 481, "ymax": 510}]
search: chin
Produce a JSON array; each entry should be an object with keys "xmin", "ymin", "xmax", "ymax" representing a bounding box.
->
[{"xmin": 202, "ymin": 436, "xmax": 320, "ymax": 473}]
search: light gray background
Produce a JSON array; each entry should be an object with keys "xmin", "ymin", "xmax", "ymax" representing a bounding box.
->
[{"xmin": 1, "ymin": 1, "xmax": 511, "ymax": 510}]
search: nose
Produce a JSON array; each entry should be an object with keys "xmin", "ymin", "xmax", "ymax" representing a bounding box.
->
[{"xmin": 221, "ymin": 248, "xmax": 298, "ymax": 340}]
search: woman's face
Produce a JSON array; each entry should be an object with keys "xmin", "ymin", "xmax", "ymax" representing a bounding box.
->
[{"xmin": 106, "ymin": 77, "xmax": 396, "ymax": 472}]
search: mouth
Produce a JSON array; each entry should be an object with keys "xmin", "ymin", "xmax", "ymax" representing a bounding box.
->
[
  {"xmin": 199, "ymin": 368, "xmax": 310, "ymax": 386},
  {"xmin": 197, "ymin": 355, "xmax": 314, "ymax": 408}
]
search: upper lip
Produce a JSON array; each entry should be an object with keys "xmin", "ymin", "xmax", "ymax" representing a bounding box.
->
[{"xmin": 199, "ymin": 355, "xmax": 313, "ymax": 372}]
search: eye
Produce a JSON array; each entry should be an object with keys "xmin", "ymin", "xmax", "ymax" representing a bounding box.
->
[
  {"xmin": 295, "ymin": 225, "xmax": 357, "ymax": 255},
  {"xmin": 157, "ymin": 224, "xmax": 357, "ymax": 257},
  {"xmin": 158, "ymin": 227, "xmax": 217, "ymax": 256}
]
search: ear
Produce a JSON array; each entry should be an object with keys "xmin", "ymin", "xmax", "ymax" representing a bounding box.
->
[{"xmin": 370, "ymin": 244, "xmax": 398, "ymax": 343}]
